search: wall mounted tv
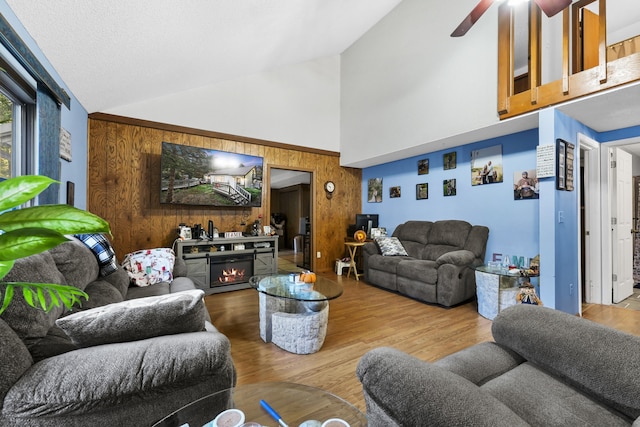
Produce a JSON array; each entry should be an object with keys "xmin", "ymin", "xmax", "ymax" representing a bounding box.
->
[{"xmin": 160, "ymin": 141, "xmax": 263, "ymax": 207}]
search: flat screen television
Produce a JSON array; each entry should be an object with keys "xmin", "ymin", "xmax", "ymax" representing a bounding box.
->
[
  {"xmin": 355, "ymin": 214, "xmax": 379, "ymax": 238},
  {"xmin": 160, "ymin": 141, "xmax": 263, "ymax": 207}
]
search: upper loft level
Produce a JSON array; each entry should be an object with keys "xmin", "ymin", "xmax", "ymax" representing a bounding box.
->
[{"xmin": 498, "ymin": 0, "xmax": 640, "ymax": 120}]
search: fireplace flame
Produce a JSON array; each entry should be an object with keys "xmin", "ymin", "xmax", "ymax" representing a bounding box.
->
[{"xmin": 219, "ymin": 267, "xmax": 246, "ymax": 283}]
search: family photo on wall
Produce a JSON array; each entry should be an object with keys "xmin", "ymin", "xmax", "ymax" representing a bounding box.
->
[{"xmin": 471, "ymin": 145, "xmax": 503, "ymax": 186}]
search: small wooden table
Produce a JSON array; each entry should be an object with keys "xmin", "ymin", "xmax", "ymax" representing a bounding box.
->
[{"xmin": 344, "ymin": 241, "xmax": 366, "ymax": 280}]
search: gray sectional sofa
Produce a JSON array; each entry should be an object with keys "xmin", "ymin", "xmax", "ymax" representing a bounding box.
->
[
  {"xmin": 357, "ymin": 304, "xmax": 640, "ymax": 426},
  {"xmin": 362, "ymin": 220, "xmax": 489, "ymax": 307},
  {"xmin": 0, "ymin": 239, "xmax": 236, "ymax": 427}
]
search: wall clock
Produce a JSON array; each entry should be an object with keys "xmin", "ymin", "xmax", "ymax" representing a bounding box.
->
[{"xmin": 324, "ymin": 181, "xmax": 335, "ymax": 199}]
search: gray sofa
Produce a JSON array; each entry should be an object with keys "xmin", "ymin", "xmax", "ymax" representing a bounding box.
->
[
  {"xmin": 0, "ymin": 239, "xmax": 236, "ymax": 427},
  {"xmin": 357, "ymin": 304, "xmax": 640, "ymax": 426},
  {"xmin": 362, "ymin": 220, "xmax": 489, "ymax": 307}
]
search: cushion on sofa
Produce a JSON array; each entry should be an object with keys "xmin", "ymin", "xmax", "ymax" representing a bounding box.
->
[
  {"xmin": 428, "ymin": 220, "xmax": 471, "ymax": 247},
  {"xmin": 393, "ymin": 220, "xmax": 432, "ymax": 244},
  {"xmin": 0, "ymin": 252, "xmax": 67, "ymax": 340},
  {"xmin": 49, "ymin": 240, "xmax": 99, "ymax": 290},
  {"xmin": 56, "ymin": 289, "xmax": 206, "ymax": 347},
  {"xmin": 375, "ymin": 237, "xmax": 409, "ymax": 256},
  {"xmin": 0, "ymin": 318, "xmax": 33, "ymax": 402}
]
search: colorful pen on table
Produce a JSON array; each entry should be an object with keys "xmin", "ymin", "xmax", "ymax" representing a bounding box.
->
[{"xmin": 260, "ymin": 399, "xmax": 289, "ymax": 427}]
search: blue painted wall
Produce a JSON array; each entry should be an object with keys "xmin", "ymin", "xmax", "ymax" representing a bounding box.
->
[{"xmin": 362, "ymin": 128, "xmax": 540, "ymax": 270}]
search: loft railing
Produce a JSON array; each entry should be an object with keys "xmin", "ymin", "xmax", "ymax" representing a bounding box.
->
[{"xmin": 497, "ymin": 0, "xmax": 640, "ymax": 120}]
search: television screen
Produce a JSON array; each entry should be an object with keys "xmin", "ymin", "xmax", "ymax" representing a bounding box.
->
[
  {"xmin": 160, "ymin": 141, "xmax": 263, "ymax": 207},
  {"xmin": 355, "ymin": 214, "xmax": 379, "ymax": 237}
]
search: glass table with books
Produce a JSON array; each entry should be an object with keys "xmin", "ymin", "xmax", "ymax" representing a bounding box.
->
[
  {"xmin": 152, "ymin": 381, "xmax": 367, "ymax": 427},
  {"xmin": 249, "ymin": 274, "xmax": 343, "ymax": 354}
]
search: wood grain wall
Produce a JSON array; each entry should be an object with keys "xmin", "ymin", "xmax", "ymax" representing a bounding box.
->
[{"xmin": 87, "ymin": 113, "xmax": 361, "ymax": 272}]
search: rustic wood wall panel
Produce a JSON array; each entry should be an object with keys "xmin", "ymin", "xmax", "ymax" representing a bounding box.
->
[{"xmin": 87, "ymin": 115, "xmax": 361, "ymax": 272}]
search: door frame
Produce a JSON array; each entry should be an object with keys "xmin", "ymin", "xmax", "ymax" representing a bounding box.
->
[
  {"xmin": 266, "ymin": 165, "xmax": 315, "ymax": 271},
  {"xmin": 598, "ymin": 135, "xmax": 640, "ymax": 305},
  {"xmin": 578, "ymin": 133, "xmax": 601, "ymax": 308}
]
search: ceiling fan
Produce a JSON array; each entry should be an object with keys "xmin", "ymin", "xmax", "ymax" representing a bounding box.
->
[{"xmin": 451, "ymin": 0, "xmax": 572, "ymax": 37}]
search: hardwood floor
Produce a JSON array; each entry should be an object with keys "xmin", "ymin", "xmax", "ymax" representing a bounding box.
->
[{"xmin": 204, "ymin": 272, "xmax": 640, "ymax": 414}]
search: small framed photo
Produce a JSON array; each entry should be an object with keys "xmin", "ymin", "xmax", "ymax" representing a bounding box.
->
[
  {"xmin": 263, "ymin": 225, "xmax": 271, "ymax": 235},
  {"xmin": 371, "ymin": 227, "xmax": 387, "ymax": 238},
  {"xmin": 390, "ymin": 186, "xmax": 401, "ymax": 198},
  {"xmin": 416, "ymin": 183, "xmax": 428, "ymax": 200},
  {"xmin": 418, "ymin": 158, "xmax": 429, "ymax": 175},
  {"xmin": 556, "ymin": 139, "xmax": 566, "ymax": 190},
  {"xmin": 443, "ymin": 152, "xmax": 457, "ymax": 170},
  {"xmin": 443, "ymin": 179, "xmax": 457, "ymax": 196}
]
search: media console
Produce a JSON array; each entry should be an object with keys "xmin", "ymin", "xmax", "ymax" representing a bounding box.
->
[{"xmin": 174, "ymin": 235, "xmax": 278, "ymax": 294}]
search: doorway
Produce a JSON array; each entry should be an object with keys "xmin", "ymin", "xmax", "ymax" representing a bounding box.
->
[
  {"xmin": 581, "ymin": 133, "xmax": 640, "ymax": 308},
  {"xmin": 268, "ymin": 166, "xmax": 313, "ymax": 273}
]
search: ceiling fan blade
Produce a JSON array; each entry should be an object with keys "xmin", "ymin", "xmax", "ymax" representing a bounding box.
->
[
  {"xmin": 533, "ymin": 0, "xmax": 572, "ymax": 17},
  {"xmin": 451, "ymin": 0, "xmax": 496, "ymax": 37}
]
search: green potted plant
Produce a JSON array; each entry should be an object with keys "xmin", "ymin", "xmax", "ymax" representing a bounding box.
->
[{"xmin": 0, "ymin": 175, "xmax": 110, "ymax": 314}]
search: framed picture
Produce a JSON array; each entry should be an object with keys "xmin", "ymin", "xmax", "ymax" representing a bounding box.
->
[
  {"xmin": 565, "ymin": 141, "xmax": 575, "ymax": 191},
  {"xmin": 66, "ymin": 181, "xmax": 75, "ymax": 206},
  {"xmin": 443, "ymin": 179, "xmax": 456, "ymax": 196},
  {"xmin": 416, "ymin": 183, "xmax": 428, "ymax": 200},
  {"xmin": 513, "ymin": 169, "xmax": 538, "ymax": 200},
  {"xmin": 443, "ymin": 152, "xmax": 457, "ymax": 170},
  {"xmin": 418, "ymin": 158, "xmax": 429, "ymax": 175},
  {"xmin": 556, "ymin": 139, "xmax": 566, "ymax": 190},
  {"xmin": 471, "ymin": 145, "xmax": 503, "ymax": 186},
  {"xmin": 368, "ymin": 178, "xmax": 383, "ymax": 202},
  {"xmin": 390, "ymin": 186, "xmax": 401, "ymax": 198}
]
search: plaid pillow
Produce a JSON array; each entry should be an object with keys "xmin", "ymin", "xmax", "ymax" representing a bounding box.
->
[{"xmin": 74, "ymin": 233, "xmax": 118, "ymax": 276}]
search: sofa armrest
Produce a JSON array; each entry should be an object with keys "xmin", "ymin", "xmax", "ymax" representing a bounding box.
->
[
  {"xmin": 493, "ymin": 305, "xmax": 640, "ymax": 420},
  {"xmin": 4, "ymin": 330, "xmax": 235, "ymax": 417},
  {"xmin": 362, "ymin": 241, "xmax": 379, "ymax": 256},
  {"xmin": 357, "ymin": 347, "xmax": 528, "ymax": 427},
  {"xmin": 435, "ymin": 249, "xmax": 476, "ymax": 266}
]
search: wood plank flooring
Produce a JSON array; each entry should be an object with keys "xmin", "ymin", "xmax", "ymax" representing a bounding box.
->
[{"xmin": 204, "ymin": 272, "xmax": 640, "ymax": 414}]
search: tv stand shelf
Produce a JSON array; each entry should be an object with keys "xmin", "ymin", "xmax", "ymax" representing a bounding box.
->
[{"xmin": 175, "ymin": 235, "xmax": 278, "ymax": 294}]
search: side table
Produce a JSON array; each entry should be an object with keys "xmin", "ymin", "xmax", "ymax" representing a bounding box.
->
[
  {"xmin": 473, "ymin": 265, "xmax": 540, "ymax": 320},
  {"xmin": 344, "ymin": 242, "xmax": 365, "ymax": 280}
]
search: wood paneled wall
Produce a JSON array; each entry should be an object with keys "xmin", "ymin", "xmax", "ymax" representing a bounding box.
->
[{"xmin": 87, "ymin": 114, "xmax": 361, "ymax": 272}]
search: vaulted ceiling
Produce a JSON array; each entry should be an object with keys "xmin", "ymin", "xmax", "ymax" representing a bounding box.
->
[{"xmin": 6, "ymin": 0, "xmax": 402, "ymax": 113}]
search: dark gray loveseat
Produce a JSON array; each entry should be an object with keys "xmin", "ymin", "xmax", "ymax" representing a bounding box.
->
[
  {"xmin": 362, "ymin": 220, "xmax": 489, "ymax": 307},
  {"xmin": 357, "ymin": 304, "xmax": 640, "ymax": 426},
  {"xmin": 0, "ymin": 239, "xmax": 236, "ymax": 427}
]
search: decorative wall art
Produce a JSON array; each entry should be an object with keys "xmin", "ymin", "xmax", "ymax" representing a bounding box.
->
[
  {"xmin": 418, "ymin": 158, "xmax": 429, "ymax": 175},
  {"xmin": 565, "ymin": 141, "xmax": 575, "ymax": 191},
  {"xmin": 556, "ymin": 139, "xmax": 566, "ymax": 190},
  {"xmin": 444, "ymin": 179, "xmax": 456, "ymax": 196},
  {"xmin": 416, "ymin": 183, "xmax": 428, "ymax": 200},
  {"xmin": 471, "ymin": 145, "xmax": 503, "ymax": 186},
  {"xmin": 513, "ymin": 169, "xmax": 539, "ymax": 200},
  {"xmin": 443, "ymin": 152, "xmax": 457, "ymax": 170},
  {"xmin": 390, "ymin": 186, "xmax": 401, "ymax": 198},
  {"xmin": 368, "ymin": 178, "xmax": 383, "ymax": 202}
]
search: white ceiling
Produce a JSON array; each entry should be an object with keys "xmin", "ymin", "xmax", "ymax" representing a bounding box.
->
[
  {"xmin": 5, "ymin": 0, "xmax": 640, "ymax": 153},
  {"xmin": 6, "ymin": 0, "xmax": 402, "ymax": 113}
]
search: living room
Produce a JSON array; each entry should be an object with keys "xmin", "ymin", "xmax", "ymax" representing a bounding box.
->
[{"xmin": 3, "ymin": 1, "xmax": 640, "ymax": 425}]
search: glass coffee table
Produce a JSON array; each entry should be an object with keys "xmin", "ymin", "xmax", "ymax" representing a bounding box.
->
[
  {"xmin": 249, "ymin": 275, "xmax": 343, "ymax": 354},
  {"xmin": 153, "ymin": 381, "xmax": 367, "ymax": 427}
]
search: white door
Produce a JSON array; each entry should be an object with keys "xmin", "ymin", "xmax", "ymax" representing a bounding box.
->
[{"xmin": 612, "ymin": 148, "xmax": 634, "ymax": 303}]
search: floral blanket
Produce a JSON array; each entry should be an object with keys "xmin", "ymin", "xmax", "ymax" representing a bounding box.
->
[{"xmin": 123, "ymin": 248, "xmax": 175, "ymax": 287}]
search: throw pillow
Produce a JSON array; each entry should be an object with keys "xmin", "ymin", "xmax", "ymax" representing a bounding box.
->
[
  {"xmin": 74, "ymin": 233, "xmax": 118, "ymax": 276},
  {"xmin": 123, "ymin": 248, "xmax": 175, "ymax": 287},
  {"xmin": 375, "ymin": 236, "xmax": 409, "ymax": 256},
  {"xmin": 55, "ymin": 289, "xmax": 206, "ymax": 347}
]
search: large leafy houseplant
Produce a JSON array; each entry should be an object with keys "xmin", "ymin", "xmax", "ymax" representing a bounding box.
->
[{"xmin": 0, "ymin": 175, "xmax": 110, "ymax": 314}]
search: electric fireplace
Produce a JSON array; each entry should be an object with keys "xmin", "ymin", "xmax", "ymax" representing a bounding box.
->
[{"xmin": 210, "ymin": 254, "xmax": 254, "ymax": 289}]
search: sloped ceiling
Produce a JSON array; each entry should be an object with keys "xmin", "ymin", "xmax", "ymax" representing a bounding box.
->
[{"xmin": 6, "ymin": 0, "xmax": 403, "ymax": 113}]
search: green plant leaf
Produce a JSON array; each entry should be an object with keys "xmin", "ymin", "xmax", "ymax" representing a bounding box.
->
[
  {"xmin": 0, "ymin": 228, "xmax": 69, "ymax": 261},
  {"xmin": 0, "ymin": 175, "xmax": 57, "ymax": 212},
  {"xmin": 0, "ymin": 282, "xmax": 88, "ymax": 314},
  {"xmin": 0, "ymin": 259, "xmax": 15, "ymax": 281},
  {"xmin": 0, "ymin": 205, "xmax": 110, "ymax": 235}
]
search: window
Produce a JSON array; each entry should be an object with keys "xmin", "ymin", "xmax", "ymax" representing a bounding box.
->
[{"xmin": 0, "ymin": 59, "xmax": 36, "ymax": 180}]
